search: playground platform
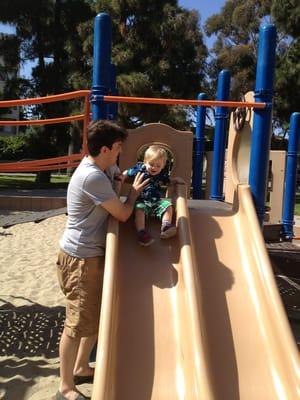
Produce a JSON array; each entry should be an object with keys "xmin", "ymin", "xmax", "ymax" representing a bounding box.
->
[
  {"xmin": 0, "ymin": 189, "xmax": 67, "ymax": 228},
  {"xmin": 0, "ymin": 188, "xmax": 66, "ymax": 212}
]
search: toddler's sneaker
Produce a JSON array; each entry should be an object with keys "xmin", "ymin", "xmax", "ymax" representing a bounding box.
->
[
  {"xmin": 160, "ymin": 223, "xmax": 177, "ymax": 239},
  {"xmin": 137, "ymin": 230, "xmax": 154, "ymax": 246}
]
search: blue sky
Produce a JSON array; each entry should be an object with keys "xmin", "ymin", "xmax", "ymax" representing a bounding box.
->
[
  {"xmin": 0, "ymin": 24, "xmax": 15, "ymax": 34},
  {"xmin": 0, "ymin": 1, "xmax": 226, "ymax": 77},
  {"xmin": 179, "ymin": 0, "xmax": 225, "ymax": 24},
  {"xmin": 179, "ymin": 0, "xmax": 226, "ymax": 48}
]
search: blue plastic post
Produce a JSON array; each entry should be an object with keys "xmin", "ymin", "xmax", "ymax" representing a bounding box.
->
[
  {"xmin": 192, "ymin": 93, "xmax": 207, "ymax": 199},
  {"xmin": 282, "ymin": 113, "xmax": 300, "ymax": 240},
  {"xmin": 91, "ymin": 13, "xmax": 112, "ymax": 120},
  {"xmin": 107, "ymin": 63, "xmax": 118, "ymax": 120},
  {"xmin": 249, "ymin": 24, "xmax": 276, "ymax": 225},
  {"xmin": 210, "ymin": 70, "xmax": 231, "ymax": 200}
]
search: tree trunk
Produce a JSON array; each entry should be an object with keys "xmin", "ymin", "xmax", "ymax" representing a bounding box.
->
[
  {"xmin": 35, "ymin": 170, "xmax": 51, "ymax": 185},
  {"xmin": 67, "ymin": 124, "xmax": 81, "ymax": 176}
]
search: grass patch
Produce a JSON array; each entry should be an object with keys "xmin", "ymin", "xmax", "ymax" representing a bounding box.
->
[
  {"xmin": 295, "ymin": 193, "xmax": 300, "ymax": 216},
  {"xmin": 0, "ymin": 173, "xmax": 70, "ymax": 190},
  {"xmin": 1, "ymin": 174, "xmax": 300, "ymax": 217}
]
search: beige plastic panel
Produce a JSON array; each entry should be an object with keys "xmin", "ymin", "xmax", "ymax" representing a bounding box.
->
[
  {"xmin": 225, "ymin": 91, "xmax": 254, "ymax": 203},
  {"xmin": 204, "ymin": 151, "xmax": 213, "ymax": 199},
  {"xmin": 268, "ymin": 150, "xmax": 286, "ymax": 224},
  {"xmin": 223, "ymin": 92, "xmax": 286, "ymax": 224},
  {"xmin": 118, "ymin": 123, "xmax": 193, "ymax": 197}
]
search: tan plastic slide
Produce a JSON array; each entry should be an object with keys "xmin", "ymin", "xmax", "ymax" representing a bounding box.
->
[
  {"xmin": 91, "ymin": 180, "xmax": 300, "ymax": 399},
  {"xmin": 91, "ymin": 121, "xmax": 299, "ymax": 399}
]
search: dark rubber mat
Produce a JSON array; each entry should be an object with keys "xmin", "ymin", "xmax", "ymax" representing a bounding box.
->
[{"xmin": 0, "ymin": 207, "xmax": 67, "ymax": 228}]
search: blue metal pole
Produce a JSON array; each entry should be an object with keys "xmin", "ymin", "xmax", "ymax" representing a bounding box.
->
[
  {"xmin": 210, "ymin": 69, "xmax": 231, "ymax": 200},
  {"xmin": 192, "ymin": 93, "xmax": 207, "ymax": 199},
  {"xmin": 249, "ymin": 24, "xmax": 276, "ymax": 225},
  {"xmin": 91, "ymin": 13, "xmax": 112, "ymax": 120},
  {"xmin": 107, "ymin": 63, "xmax": 118, "ymax": 120},
  {"xmin": 282, "ymin": 113, "xmax": 300, "ymax": 240},
  {"xmin": 89, "ymin": 13, "xmax": 112, "ymax": 365}
]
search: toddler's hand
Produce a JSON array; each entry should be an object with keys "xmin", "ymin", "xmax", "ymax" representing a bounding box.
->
[{"xmin": 131, "ymin": 172, "xmax": 150, "ymax": 197}]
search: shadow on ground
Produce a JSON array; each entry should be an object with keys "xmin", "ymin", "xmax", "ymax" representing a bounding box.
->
[
  {"xmin": 0, "ymin": 296, "xmax": 65, "ymax": 400},
  {"xmin": 0, "ymin": 297, "xmax": 64, "ymax": 358}
]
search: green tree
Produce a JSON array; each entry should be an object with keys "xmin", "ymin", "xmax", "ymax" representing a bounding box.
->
[
  {"xmin": 88, "ymin": 0, "xmax": 208, "ymax": 129},
  {"xmin": 271, "ymin": 0, "xmax": 300, "ymax": 131},
  {"xmin": 204, "ymin": 0, "xmax": 300, "ymax": 133},
  {"xmin": 0, "ymin": 0, "xmax": 93, "ymax": 181},
  {"xmin": 0, "ymin": 0, "xmax": 208, "ymax": 169},
  {"xmin": 0, "ymin": 33, "xmax": 21, "ymax": 99},
  {"xmin": 205, "ymin": 0, "xmax": 272, "ymax": 99}
]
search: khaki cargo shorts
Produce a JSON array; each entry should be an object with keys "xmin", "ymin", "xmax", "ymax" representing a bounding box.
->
[{"xmin": 56, "ymin": 249, "xmax": 105, "ymax": 338}]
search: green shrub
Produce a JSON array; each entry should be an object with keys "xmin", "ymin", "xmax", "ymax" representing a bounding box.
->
[
  {"xmin": 0, "ymin": 134, "xmax": 30, "ymax": 160},
  {"xmin": 0, "ymin": 126, "xmax": 58, "ymax": 161}
]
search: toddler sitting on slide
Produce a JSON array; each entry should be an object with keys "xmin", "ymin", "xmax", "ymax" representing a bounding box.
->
[{"xmin": 122, "ymin": 145, "xmax": 181, "ymax": 246}]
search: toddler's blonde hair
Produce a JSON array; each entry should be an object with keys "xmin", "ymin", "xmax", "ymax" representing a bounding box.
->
[{"xmin": 144, "ymin": 145, "xmax": 167, "ymax": 165}]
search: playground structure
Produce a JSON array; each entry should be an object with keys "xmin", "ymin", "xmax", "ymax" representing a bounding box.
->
[
  {"xmin": 205, "ymin": 91, "xmax": 287, "ymax": 227},
  {"xmin": 89, "ymin": 13, "xmax": 300, "ymax": 399},
  {"xmin": 192, "ymin": 75, "xmax": 300, "ymax": 241},
  {"xmin": 0, "ymin": 11, "xmax": 300, "ymax": 400}
]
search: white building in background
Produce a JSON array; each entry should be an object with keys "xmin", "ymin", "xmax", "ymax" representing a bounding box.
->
[{"xmin": 0, "ymin": 32, "xmax": 20, "ymax": 136}]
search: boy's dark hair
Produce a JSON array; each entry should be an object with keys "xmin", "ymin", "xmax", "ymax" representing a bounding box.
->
[{"xmin": 87, "ymin": 120, "xmax": 128, "ymax": 156}]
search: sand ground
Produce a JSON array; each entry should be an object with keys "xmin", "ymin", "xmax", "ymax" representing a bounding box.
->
[{"xmin": 0, "ymin": 213, "xmax": 93, "ymax": 400}]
